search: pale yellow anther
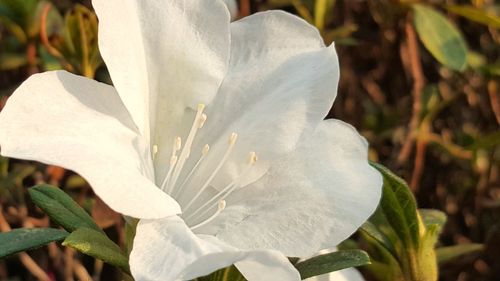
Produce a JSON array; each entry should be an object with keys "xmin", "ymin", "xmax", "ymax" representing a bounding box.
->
[
  {"xmin": 197, "ymin": 103, "xmax": 206, "ymax": 112},
  {"xmin": 170, "ymin": 155, "xmax": 178, "ymax": 166},
  {"xmin": 175, "ymin": 137, "xmax": 182, "ymax": 151},
  {"xmin": 198, "ymin": 114, "xmax": 207, "ymax": 128},
  {"xmin": 202, "ymin": 144, "xmax": 210, "ymax": 155},
  {"xmin": 218, "ymin": 200, "xmax": 226, "ymax": 210},
  {"xmin": 152, "ymin": 145, "xmax": 158, "ymax": 155},
  {"xmin": 248, "ymin": 151, "xmax": 258, "ymax": 164},
  {"xmin": 229, "ymin": 133, "xmax": 238, "ymax": 145}
]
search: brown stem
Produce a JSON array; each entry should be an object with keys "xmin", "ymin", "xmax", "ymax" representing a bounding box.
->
[
  {"xmin": 487, "ymin": 80, "xmax": 500, "ymax": 125},
  {"xmin": 26, "ymin": 42, "xmax": 38, "ymax": 75},
  {"xmin": 398, "ymin": 18, "xmax": 425, "ymax": 165},
  {"xmin": 240, "ymin": 0, "xmax": 250, "ymax": 17},
  {"xmin": 410, "ymin": 138, "xmax": 426, "ymax": 192},
  {"xmin": 65, "ymin": 248, "xmax": 75, "ymax": 281}
]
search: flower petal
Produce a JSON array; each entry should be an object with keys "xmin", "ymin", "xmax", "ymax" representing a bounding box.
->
[
  {"xmin": 200, "ymin": 119, "xmax": 382, "ymax": 257},
  {"xmin": 0, "ymin": 71, "xmax": 180, "ymax": 219},
  {"xmin": 130, "ymin": 216, "xmax": 300, "ymax": 281},
  {"xmin": 176, "ymin": 11, "xmax": 339, "ymax": 199},
  {"xmin": 93, "ymin": 0, "xmax": 231, "ymax": 138},
  {"xmin": 223, "ymin": 0, "xmax": 238, "ymax": 20}
]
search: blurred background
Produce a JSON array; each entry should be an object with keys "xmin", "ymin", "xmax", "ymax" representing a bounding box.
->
[{"xmin": 0, "ymin": 0, "xmax": 498, "ymax": 280}]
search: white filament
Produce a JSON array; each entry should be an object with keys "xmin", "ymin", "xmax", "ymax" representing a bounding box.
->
[
  {"xmin": 166, "ymin": 104, "xmax": 206, "ymax": 192},
  {"xmin": 182, "ymin": 133, "xmax": 238, "ymax": 212},
  {"xmin": 156, "ymin": 105, "xmax": 258, "ymax": 230},
  {"xmin": 190, "ymin": 200, "xmax": 226, "ymax": 230}
]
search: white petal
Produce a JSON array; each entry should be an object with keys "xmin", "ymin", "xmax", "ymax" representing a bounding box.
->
[
  {"xmin": 176, "ymin": 11, "xmax": 339, "ymax": 199},
  {"xmin": 93, "ymin": 0, "xmax": 231, "ymax": 139},
  {"xmin": 130, "ymin": 216, "xmax": 300, "ymax": 281},
  {"xmin": 199, "ymin": 119, "xmax": 382, "ymax": 257},
  {"xmin": 223, "ymin": 0, "xmax": 238, "ymax": 20},
  {"xmin": 0, "ymin": 71, "xmax": 180, "ymax": 219}
]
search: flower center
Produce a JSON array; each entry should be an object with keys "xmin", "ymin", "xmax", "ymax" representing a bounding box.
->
[{"xmin": 153, "ymin": 104, "xmax": 257, "ymax": 230}]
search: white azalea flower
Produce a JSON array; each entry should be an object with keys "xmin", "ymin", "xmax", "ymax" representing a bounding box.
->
[{"xmin": 0, "ymin": 0, "xmax": 382, "ymax": 280}]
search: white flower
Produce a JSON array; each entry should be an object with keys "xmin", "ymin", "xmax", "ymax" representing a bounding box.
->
[
  {"xmin": 0, "ymin": 0, "xmax": 382, "ymax": 280},
  {"xmin": 223, "ymin": 0, "xmax": 239, "ymax": 19}
]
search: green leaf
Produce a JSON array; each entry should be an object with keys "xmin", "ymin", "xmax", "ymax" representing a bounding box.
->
[
  {"xmin": 0, "ymin": 228, "xmax": 68, "ymax": 258},
  {"xmin": 62, "ymin": 227, "xmax": 129, "ymax": 273},
  {"xmin": 0, "ymin": 52, "xmax": 28, "ymax": 70},
  {"xmin": 361, "ymin": 233, "xmax": 405, "ymax": 281},
  {"xmin": 419, "ymin": 209, "xmax": 447, "ymax": 230},
  {"xmin": 196, "ymin": 265, "xmax": 246, "ymax": 281},
  {"xmin": 370, "ymin": 162, "xmax": 420, "ymax": 249},
  {"xmin": 295, "ymin": 250, "xmax": 370, "ymax": 279},
  {"xmin": 360, "ymin": 221, "xmax": 398, "ymax": 258},
  {"xmin": 412, "ymin": 4, "xmax": 468, "ymax": 71},
  {"xmin": 436, "ymin": 244, "xmax": 483, "ymax": 264},
  {"xmin": 28, "ymin": 184, "xmax": 101, "ymax": 233},
  {"xmin": 445, "ymin": 5, "xmax": 500, "ymax": 29}
]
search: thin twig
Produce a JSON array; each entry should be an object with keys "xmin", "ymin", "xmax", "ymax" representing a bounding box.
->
[
  {"xmin": 65, "ymin": 248, "xmax": 75, "ymax": 281},
  {"xmin": 74, "ymin": 260, "xmax": 93, "ymax": 281},
  {"xmin": 40, "ymin": 3, "xmax": 74, "ymax": 72},
  {"xmin": 398, "ymin": 18, "xmax": 425, "ymax": 165},
  {"xmin": 487, "ymin": 80, "xmax": 500, "ymax": 125}
]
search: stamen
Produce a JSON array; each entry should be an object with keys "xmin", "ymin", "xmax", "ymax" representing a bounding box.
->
[
  {"xmin": 159, "ymin": 155, "xmax": 178, "ymax": 191},
  {"xmin": 182, "ymin": 133, "xmax": 238, "ymax": 212},
  {"xmin": 186, "ymin": 152, "xmax": 257, "ymax": 221},
  {"xmin": 172, "ymin": 144, "xmax": 210, "ymax": 198},
  {"xmin": 166, "ymin": 104, "xmax": 206, "ymax": 192},
  {"xmin": 190, "ymin": 200, "xmax": 226, "ymax": 230},
  {"xmin": 152, "ymin": 145, "xmax": 159, "ymax": 159},
  {"xmin": 174, "ymin": 137, "xmax": 182, "ymax": 151},
  {"xmin": 198, "ymin": 114, "xmax": 207, "ymax": 128}
]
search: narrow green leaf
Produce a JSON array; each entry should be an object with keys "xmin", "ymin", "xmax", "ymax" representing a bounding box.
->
[
  {"xmin": 412, "ymin": 4, "xmax": 468, "ymax": 71},
  {"xmin": 360, "ymin": 221, "xmax": 398, "ymax": 258},
  {"xmin": 436, "ymin": 244, "xmax": 483, "ymax": 264},
  {"xmin": 295, "ymin": 250, "xmax": 370, "ymax": 279},
  {"xmin": 62, "ymin": 227, "xmax": 129, "ymax": 273},
  {"xmin": 371, "ymin": 162, "xmax": 420, "ymax": 249},
  {"xmin": 445, "ymin": 5, "xmax": 500, "ymax": 29},
  {"xmin": 361, "ymin": 233, "xmax": 405, "ymax": 281},
  {"xmin": 28, "ymin": 184, "xmax": 101, "ymax": 233},
  {"xmin": 0, "ymin": 228, "xmax": 68, "ymax": 258}
]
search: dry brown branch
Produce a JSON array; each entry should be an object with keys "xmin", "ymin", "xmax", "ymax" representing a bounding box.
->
[
  {"xmin": 74, "ymin": 260, "xmax": 93, "ymax": 281},
  {"xmin": 65, "ymin": 248, "xmax": 75, "ymax": 281},
  {"xmin": 40, "ymin": 3, "xmax": 74, "ymax": 73},
  {"xmin": 398, "ymin": 18, "xmax": 426, "ymax": 165},
  {"xmin": 410, "ymin": 138, "xmax": 426, "ymax": 191},
  {"xmin": 240, "ymin": 0, "xmax": 250, "ymax": 17},
  {"xmin": 361, "ymin": 75, "xmax": 386, "ymax": 105},
  {"xmin": 487, "ymin": 80, "xmax": 500, "ymax": 125}
]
